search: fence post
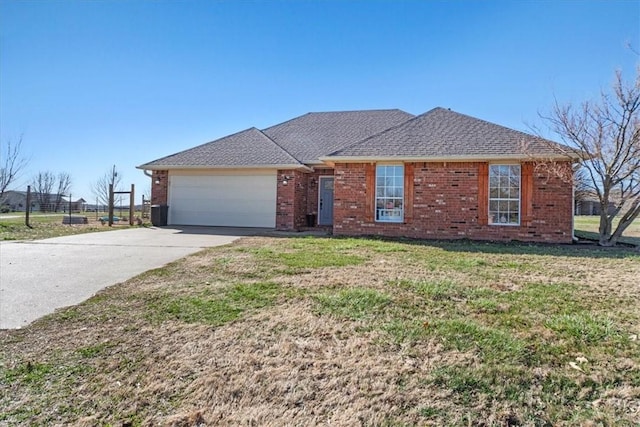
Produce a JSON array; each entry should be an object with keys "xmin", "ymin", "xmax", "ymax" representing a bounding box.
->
[
  {"xmin": 68, "ymin": 193, "xmax": 72, "ymax": 225},
  {"xmin": 25, "ymin": 185, "xmax": 32, "ymax": 228},
  {"xmin": 108, "ymin": 184, "xmax": 114, "ymax": 226},
  {"xmin": 129, "ymin": 184, "xmax": 135, "ymax": 226}
]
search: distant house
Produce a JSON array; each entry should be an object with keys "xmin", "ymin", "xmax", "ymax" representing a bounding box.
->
[
  {"xmin": 1, "ymin": 191, "xmax": 29, "ymax": 212},
  {"xmin": 65, "ymin": 197, "xmax": 87, "ymax": 213},
  {"xmin": 574, "ymin": 192, "xmax": 617, "ymax": 216},
  {"xmin": 0, "ymin": 191, "xmax": 87, "ymax": 213},
  {"xmin": 138, "ymin": 107, "xmax": 579, "ymax": 243}
]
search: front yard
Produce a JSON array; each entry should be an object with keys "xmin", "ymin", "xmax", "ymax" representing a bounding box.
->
[{"xmin": 1, "ymin": 235, "xmax": 639, "ymax": 426}]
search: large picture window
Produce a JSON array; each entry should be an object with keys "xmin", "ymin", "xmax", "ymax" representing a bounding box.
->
[
  {"xmin": 376, "ymin": 165, "xmax": 404, "ymax": 222},
  {"xmin": 489, "ymin": 164, "xmax": 521, "ymax": 225}
]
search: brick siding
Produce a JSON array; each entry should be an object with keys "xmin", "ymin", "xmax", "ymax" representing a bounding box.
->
[
  {"xmin": 275, "ymin": 168, "xmax": 334, "ymax": 230},
  {"xmin": 333, "ymin": 161, "xmax": 574, "ymax": 243},
  {"xmin": 151, "ymin": 170, "xmax": 169, "ymax": 205}
]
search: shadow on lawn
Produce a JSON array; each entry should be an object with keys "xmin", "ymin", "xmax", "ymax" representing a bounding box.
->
[
  {"xmin": 414, "ymin": 238, "xmax": 640, "ymax": 259},
  {"xmin": 289, "ymin": 233, "xmax": 639, "ymax": 260},
  {"xmin": 156, "ymin": 225, "xmax": 639, "ymax": 260}
]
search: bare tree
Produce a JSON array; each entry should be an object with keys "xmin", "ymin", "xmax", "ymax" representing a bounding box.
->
[
  {"xmin": 31, "ymin": 171, "xmax": 56, "ymax": 212},
  {"xmin": 54, "ymin": 172, "xmax": 72, "ymax": 212},
  {"xmin": 92, "ymin": 165, "xmax": 122, "ymax": 209},
  {"xmin": 542, "ymin": 68, "xmax": 640, "ymax": 246},
  {"xmin": 0, "ymin": 135, "xmax": 29, "ymax": 203}
]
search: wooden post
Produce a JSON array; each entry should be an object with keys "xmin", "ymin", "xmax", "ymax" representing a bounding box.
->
[
  {"xmin": 68, "ymin": 193, "xmax": 72, "ymax": 225},
  {"xmin": 108, "ymin": 184, "xmax": 114, "ymax": 226},
  {"xmin": 129, "ymin": 184, "xmax": 135, "ymax": 226},
  {"xmin": 25, "ymin": 185, "xmax": 32, "ymax": 228}
]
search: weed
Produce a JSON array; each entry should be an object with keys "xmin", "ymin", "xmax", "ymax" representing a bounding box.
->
[
  {"xmin": 432, "ymin": 365, "xmax": 494, "ymax": 404},
  {"xmin": 76, "ymin": 343, "xmax": 111, "ymax": 358},
  {"xmin": 3, "ymin": 361, "xmax": 52, "ymax": 384},
  {"xmin": 382, "ymin": 319, "xmax": 430, "ymax": 344},
  {"xmin": 314, "ymin": 288, "xmax": 391, "ymax": 320},
  {"xmin": 432, "ymin": 318, "xmax": 528, "ymax": 363},
  {"xmin": 545, "ymin": 314, "xmax": 621, "ymax": 346},
  {"xmin": 148, "ymin": 282, "xmax": 284, "ymax": 325},
  {"xmin": 418, "ymin": 406, "xmax": 443, "ymax": 418}
]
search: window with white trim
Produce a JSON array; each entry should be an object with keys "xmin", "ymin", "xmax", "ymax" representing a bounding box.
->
[
  {"xmin": 489, "ymin": 164, "xmax": 521, "ymax": 225},
  {"xmin": 376, "ymin": 165, "xmax": 404, "ymax": 222}
]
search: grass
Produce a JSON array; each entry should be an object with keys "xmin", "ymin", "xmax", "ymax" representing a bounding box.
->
[
  {"xmin": 314, "ymin": 288, "xmax": 391, "ymax": 320},
  {"xmin": 1, "ymin": 235, "xmax": 639, "ymax": 426},
  {"xmin": 147, "ymin": 281, "xmax": 284, "ymax": 325},
  {"xmin": 0, "ymin": 212, "xmax": 147, "ymax": 240},
  {"xmin": 574, "ymin": 215, "xmax": 640, "ymax": 246}
]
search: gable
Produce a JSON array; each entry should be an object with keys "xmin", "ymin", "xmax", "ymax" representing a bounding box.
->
[{"xmin": 326, "ymin": 107, "xmax": 576, "ymax": 161}]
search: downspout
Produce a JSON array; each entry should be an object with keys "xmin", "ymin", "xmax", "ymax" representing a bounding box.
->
[
  {"xmin": 572, "ymin": 177, "xmax": 577, "ymax": 243},
  {"xmin": 143, "ymin": 170, "xmax": 153, "ymax": 178}
]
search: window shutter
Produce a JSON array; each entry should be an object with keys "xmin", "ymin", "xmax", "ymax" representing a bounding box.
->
[
  {"xmin": 478, "ymin": 162, "xmax": 488, "ymax": 225},
  {"xmin": 365, "ymin": 164, "xmax": 375, "ymax": 222},
  {"xmin": 521, "ymin": 162, "xmax": 533, "ymax": 226},
  {"xmin": 404, "ymin": 163, "xmax": 414, "ymax": 222}
]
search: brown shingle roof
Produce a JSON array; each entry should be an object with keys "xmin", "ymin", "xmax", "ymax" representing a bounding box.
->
[
  {"xmin": 138, "ymin": 107, "xmax": 576, "ymax": 170},
  {"xmin": 138, "ymin": 127, "xmax": 302, "ymax": 169},
  {"xmin": 327, "ymin": 107, "xmax": 572, "ymax": 159},
  {"xmin": 262, "ymin": 109, "xmax": 415, "ymax": 163}
]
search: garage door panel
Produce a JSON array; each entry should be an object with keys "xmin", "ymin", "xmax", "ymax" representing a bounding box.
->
[{"xmin": 168, "ymin": 174, "xmax": 276, "ymax": 227}]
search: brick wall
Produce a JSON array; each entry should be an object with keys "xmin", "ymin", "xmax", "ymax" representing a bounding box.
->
[
  {"xmin": 333, "ymin": 162, "xmax": 574, "ymax": 243},
  {"xmin": 275, "ymin": 168, "xmax": 334, "ymax": 230},
  {"xmin": 151, "ymin": 170, "xmax": 169, "ymax": 205},
  {"xmin": 275, "ymin": 170, "xmax": 308, "ymax": 230}
]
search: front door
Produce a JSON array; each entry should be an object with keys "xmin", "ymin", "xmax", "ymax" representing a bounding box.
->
[{"xmin": 318, "ymin": 177, "xmax": 334, "ymax": 225}]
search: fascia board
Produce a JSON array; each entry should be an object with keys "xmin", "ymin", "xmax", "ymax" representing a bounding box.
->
[
  {"xmin": 136, "ymin": 164, "xmax": 312, "ymax": 172},
  {"xmin": 319, "ymin": 153, "xmax": 580, "ymax": 163}
]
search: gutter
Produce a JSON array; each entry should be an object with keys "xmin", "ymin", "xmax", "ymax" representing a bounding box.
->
[
  {"xmin": 136, "ymin": 164, "xmax": 313, "ymax": 172},
  {"xmin": 319, "ymin": 153, "xmax": 580, "ymax": 164}
]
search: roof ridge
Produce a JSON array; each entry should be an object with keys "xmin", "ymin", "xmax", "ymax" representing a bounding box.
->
[
  {"xmin": 261, "ymin": 109, "xmax": 413, "ymax": 133},
  {"xmin": 253, "ymin": 127, "xmax": 303, "ymax": 165},
  {"xmin": 435, "ymin": 107, "xmax": 560, "ymax": 145},
  {"xmin": 327, "ymin": 110, "xmax": 429, "ymax": 156},
  {"xmin": 261, "ymin": 112, "xmax": 313, "ymax": 133},
  {"xmin": 305, "ymin": 108, "xmax": 410, "ymax": 115}
]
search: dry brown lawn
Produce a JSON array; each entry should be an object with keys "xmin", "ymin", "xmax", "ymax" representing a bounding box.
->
[{"xmin": 1, "ymin": 235, "xmax": 639, "ymax": 426}]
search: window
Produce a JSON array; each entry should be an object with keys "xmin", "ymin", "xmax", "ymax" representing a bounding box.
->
[
  {"xmin": 489, "ymin": 164, "xmax": 520, "ymax": 225},
  {"xmin": 376, "ymin": 165, "xmax": 404, "ymax": 222}
]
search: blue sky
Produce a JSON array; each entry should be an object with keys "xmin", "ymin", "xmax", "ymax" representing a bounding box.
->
[{"xmin": 1, "ymin": 0, "xmax": 638, "ymax": 201}]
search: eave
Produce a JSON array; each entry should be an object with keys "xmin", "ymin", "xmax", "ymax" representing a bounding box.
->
[
  {"xmin": 319, "ymin": 153, "xmax": 581, "ymax": 166},
  {"xmin": 136, "ymin": 164, "xmax": 313, "ymax": 172}
]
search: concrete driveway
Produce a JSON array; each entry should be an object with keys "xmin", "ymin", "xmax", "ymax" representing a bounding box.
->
[{"xmin": 0, "ymin": 226, "xmax": 255, "ymax": 329}]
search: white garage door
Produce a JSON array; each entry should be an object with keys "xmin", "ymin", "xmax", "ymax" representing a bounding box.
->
[{"xmin": 168, "ymin": 172, "xmax": 277, "ymax": 227}]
